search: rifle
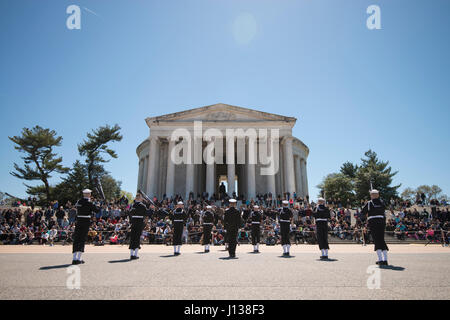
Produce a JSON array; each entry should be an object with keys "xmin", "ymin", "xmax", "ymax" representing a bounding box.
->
[
  {"xmin": 95, "ymin": 177, "xmax": 106, "ymax": 202},
  {"xmin": 137, "ymin": 189, "xmax": 160, "ymax": 208}
]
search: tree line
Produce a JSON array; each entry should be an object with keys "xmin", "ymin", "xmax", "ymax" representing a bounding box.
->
[
  {"xmin": 317, "ymin": 150, "xmax": 446, "ymax": 205},
  {"xmin": 8, "ymin": 124, "xmax": 124, "ymax": 206}
]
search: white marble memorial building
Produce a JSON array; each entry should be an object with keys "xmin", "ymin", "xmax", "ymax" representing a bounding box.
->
[{"xmin": 136, "ymin": 103, "xmax": 309, "ymax": 200}]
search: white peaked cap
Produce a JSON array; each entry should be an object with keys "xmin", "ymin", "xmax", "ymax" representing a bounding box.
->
[
  {"xmin": 370, "ymin": 189, "xmax": 379, "ymax": 194},
  {"xmin": 318, "ymin": 197, "xmax": 325, "ymax": 202},
  {"xmin": 82, "ymin": 189, "xmax": 92, "ymax": 194},
  {"xmin": 282, "ymin": 200, "xmax": 289, "ymax": 204},
  {"xmin": 229, "ymin": 199, "xmax": 237, "ymax": 203},
  {"xmin": 206, "ymin": 205, "xmax": 212, "ymax": 209},
  {"xmin": 177, "ymin": 201, "xmax": 184, "ymax": 205},
  {"xmin": 253, "ymin": 205, "xmax": 259, "ymax": 209}
]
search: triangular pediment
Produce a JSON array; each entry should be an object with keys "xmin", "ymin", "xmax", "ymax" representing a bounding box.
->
[{"xmin": 146, "ymin": 103, "xmax": 296, "ymax": 125}]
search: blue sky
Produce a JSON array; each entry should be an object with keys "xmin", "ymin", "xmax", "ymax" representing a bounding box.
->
[{"xmin": 1, "ymin": 0, "xmax": 449, "ymax": 200}]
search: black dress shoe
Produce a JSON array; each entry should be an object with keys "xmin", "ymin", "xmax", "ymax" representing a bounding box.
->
[
  {"xmin": 381, "ymin": 261, "xmax": 388, "ymax": 266},
  {"xmin": 174, "ymin": 252, "xmax": 180, "ymax": 256},
  {"xmin": 320, "ymin": 256, "xmax": 325, "ymax": 260},
  {"xmin": 79, "ymin": 260, "xmax": 85, "ymax": 264},
  {"xmin": 376, "ymin": 261, "xmax": 382, "ymax": 265},
  {"xmin": 130, "ymin": 256, "xmax": 139, "ymax": 260},
  {"xmin": 323, "ymin": 256, "xmax": 328, "ymax": 260},
  {"xmin": 72, "ymin": 260, "xmax": 79, "ymax": 265}
]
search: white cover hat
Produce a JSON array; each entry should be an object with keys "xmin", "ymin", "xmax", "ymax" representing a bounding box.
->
[
  {"xmin": 282, "ymin": 200, "xmax": 289, "ymax": 204},
  {"xmin": 370, "ymin": 189, "xmax": 379, "ymax": 194},
  {"xmin": 229, "ymin": 199, "xmax": 237, "ymax": 203},
  {"xmin": 82, "ymin": 189, "xmax": 92, "ymax": 194}
]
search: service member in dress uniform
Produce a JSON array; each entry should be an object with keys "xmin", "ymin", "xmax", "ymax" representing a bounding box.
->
[
  {"xmin": 201, "ymin": 205, "xmax": 215, "ymax": 253},
  {"xmin": 361, "ymin": 189, "xmax": 389, "ymax": 265},
  {"xmin": 313, "ymin": 197, "xmax": 331, "ymax": 260},
  {"xmin": 72, "ymin": 189, "xmax": 100, "ymax": 265},
  {"xmin": 250, "ymin": 205, "xmax": 263, "ymax": 253},
  {"xmin": 128, "ymin": 193, "xmax": 152, "ymax": 260},
  {"xmin": 171, "ymin": 201, "xmax": 187, "ymax": 255},
  {"xmin": 224, "ymin": 199, "xmax": 241, "ymax": 258},
  {"xmin": 279, "ymin": 200, "xmax": 293, "ymax": 256}
]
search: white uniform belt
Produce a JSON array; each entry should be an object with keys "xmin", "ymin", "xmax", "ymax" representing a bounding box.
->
[
  {"xmin": 252, "ymin": 222, "xmax": 260, "ymax": 224},
  {"xmin": 368, "ymin": 215, "xmax": 385, "ymax": 220},
  {"xmin": 132, "ymin": 216, "xmax": 144, "ymax": 218},
  {"xmin": 280, "ymin": 219, "xmax": 290, "ymax": 223},
  {"xmin": 174, "ymin": 220, "xmax": 184, "ymax": 222},
  {"xmin": 77, "ymin": 215, "xmax": 91, "ymax": 218},
  {"xmin": 316, "ymin": 218, "xmax": 328, "ymax": 222},
  {"xmin": 203, "ymin": 223, "xmax": 213, "ymax": 225}
]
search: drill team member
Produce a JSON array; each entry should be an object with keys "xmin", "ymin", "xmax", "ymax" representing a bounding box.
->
[
  {"xmin": 72, "ymin": 189, "xmax": 100, "ymax": 265},
  {"xmin": 250, "ymin": 205, "xmax": 263, "ymax": 253},
  {"xmin": 313, "ymin": 198, "xmax": 331, "ymax": 260},
  {"xmin": 279, "ymin": 200, "xmax": 293, "ymax": 256},
  {"xmin": 201, "ymin": 205, "xmax": 215, "ymax": 253},
  {"xmin": 171, "ymin": 201, "xmax": 187, "ymax": 255},
  {"xmin": 361, "ymin": 189, "xmax": 389, "ymax": 265},
  {"xmin": 128, "ymin": 193, "xmax": 152, "ymax": 260},
  {"xmin": 224, "ymin": 199, "xmax": 241, "ymax": 258}
]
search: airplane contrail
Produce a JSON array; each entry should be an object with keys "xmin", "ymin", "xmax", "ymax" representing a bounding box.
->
[{"xmin": 83, "ymin": 6, "xmax": 101, "ymax": 18}]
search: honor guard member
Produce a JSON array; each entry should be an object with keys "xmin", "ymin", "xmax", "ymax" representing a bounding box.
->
[
  {"xmin": 250, "ymin": 205, "xmax": 263, "ymax": 253},
  {"xmin": 313, "ymin": 198, "xmax": 331, "ymax": 259},
  {"xmin": 128, "ymin": 193, "xmax": 151, "ymax": 260},
  {"xmin": 72, "ymin": 189, "xmax": 100, "ymax": 265},
  {"xmin": 171, "ymin": 201, "xmax": 187, "ymax": 255},
  {"xmin": 224, "ymin": 199, "xmax": 241, "ymax": 258},
  {"xmin": 279, "ymin": 200, "xmax": 293, "ymax": 256},
  {"xmin": 361, "ymin": 189, "xmax": 389, "ymax": 265},
  {"xmin": 201, "ymin": 205, "xmax": 215, "ymax": 253}
]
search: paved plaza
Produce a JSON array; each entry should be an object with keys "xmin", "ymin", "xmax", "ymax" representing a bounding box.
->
[{"xmin": 0, "ymin": 244, "xmax": 449, "ymax": 300}]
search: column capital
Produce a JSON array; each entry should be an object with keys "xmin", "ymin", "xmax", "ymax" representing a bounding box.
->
[{"xmin": 282, "ymin": 135, "xmax": 294, "ymax": 144}]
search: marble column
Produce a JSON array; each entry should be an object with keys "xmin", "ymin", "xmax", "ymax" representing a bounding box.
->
[
  {"xmin": 146, "ymin": 137, "xmax": 160, "ymax": 198},
  {"xmin": 300, "ymin": 158, "xmax": 309, "ymax": 198},
  {"xmin": 137, "ymin": 158, "xmax": 144, "ymax": 192},
  {"xmin": 294, "ymin": 155, "xmax": 303, "ymax": 197},
  {"xmin": 166, "ymin": 138, "xmax": 176, "ymax": 198},
  {"xmin": 267, "ymin": 137, "xmax": 276, "ymax": 199},
  {"xmin": 246, "ymin": 137, "xmax": 256, "ymax": 200},
  {"xmin": 283, "ymin": 136, "xmax": 296, "ymax": 197},
  {"xmin": 226, "ymin": 137, "xmax": 235, "ymax": 197},
  {"xmin": 185, "ymin": 137, "xmax": 194, "ymax": 200},
  {"xmin": 206, "ymin": 140, "xmax": 215, "ymax": 198}
]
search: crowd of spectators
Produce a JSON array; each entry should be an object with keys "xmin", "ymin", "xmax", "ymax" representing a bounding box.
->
[{"xmin": 0, "ymin": 193, "xmax": 448, "ymax": 246}]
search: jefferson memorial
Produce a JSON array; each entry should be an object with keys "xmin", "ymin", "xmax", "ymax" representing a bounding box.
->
[{"xmin": 136, "ymin": 103, "xmax": 309, "ymax": 200}]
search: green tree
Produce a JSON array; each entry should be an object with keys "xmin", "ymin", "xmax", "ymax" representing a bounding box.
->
[
  {"xmin": 120, "ymin": 190, "xmax": 134, "ymax": 203},
  {"xmin": 340, "ymin": 161, "xmax": 358, "ymax": 179},
  {"xmin": 100, "ymin": 174, "xmax": 122, "ymax": 201},
  {"xmin": 317, "ymin": 173, "xmax": 355, "ymax": 204},
  {"xmin": 78, "ymin": 124, "xmax": 122, "ymax": 191},
  {"xmin": 400, "ymin": 187, "xmax": 415, "ymax": 201},
  {"xmin": 9, "ymin": 126, "xmax": 69, "ymax": 204},
  {"xmin": 416, "ymin": 185, "xmax": 432, "ymax": 201},
  {"xmin": 429, "ymin": 185, "xmax": 442, "ymax": 200},
  {"xmin": 52, "ymin": 161, "xmax": 89, "ymax": 204},
  {"xmin": 354, "ymin": 150, "xmax": 400, "ymax": 202}
]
